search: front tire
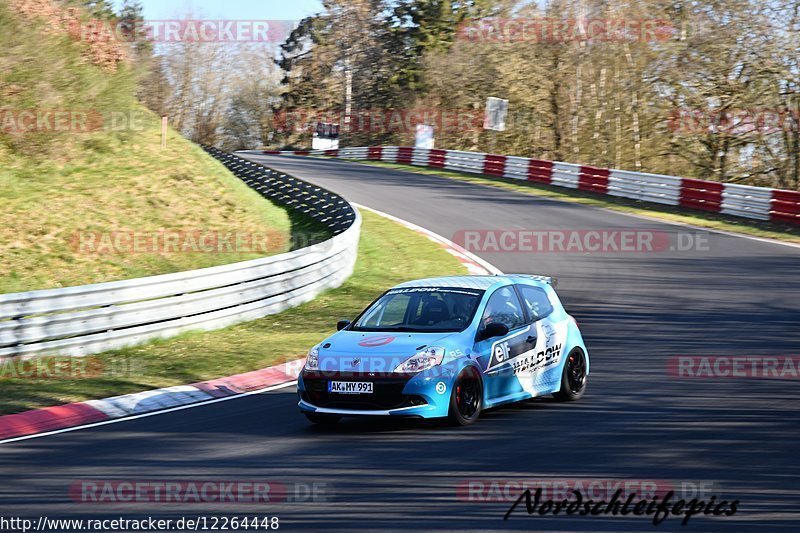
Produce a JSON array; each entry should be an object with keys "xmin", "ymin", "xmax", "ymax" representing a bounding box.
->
[
  {"xmin": 304, "ymin": 412, "xmax": 341, "ymax": 425},
  {"xmin": 448, "ymin": 367, "xmax": 483, "ymax": 426},
  {"xmin": 553, "ymin": 348, "xmax": 588, "ymax": 401}
]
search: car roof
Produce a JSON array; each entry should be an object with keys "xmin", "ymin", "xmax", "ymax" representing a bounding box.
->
[{"xmin": 392, "ymin": 275, "xmax": 554, "ymax": 291}]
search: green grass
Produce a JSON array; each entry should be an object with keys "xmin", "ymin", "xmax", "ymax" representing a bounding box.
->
[
  {"xmin": 346, "ymin": 160, "xmax": 800, "ymax": 244},
  {"xmin": 0, "ymin": 4, "xmax": 299, "ymax": 293},
  {"xmin": 0, "ymin": 210, "xmax": 468, "ymax": 415},
  {"xmin": 0, "ymin": 117, "xmax": 301, "ymax": 293}
]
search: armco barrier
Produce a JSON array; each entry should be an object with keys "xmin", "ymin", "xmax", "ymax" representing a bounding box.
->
[
  {"xmin": 263, "ymin": 146, "xmax": 800, "ymax": 226},
  {"xmin": 0, "ymin": 149, "xmax": 361, "ymax": 359},
  {"xmin": 680, "ymin": 178, "xmax": 724, "ymax": 213},
  {"xmin": 772, "ymin": 190, "xmax": 800, "ymax": 224}
]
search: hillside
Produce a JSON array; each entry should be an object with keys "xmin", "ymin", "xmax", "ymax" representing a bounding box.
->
[{"xmin": 0, "ymin": 1, "xmax": 294, "ymax": 293}]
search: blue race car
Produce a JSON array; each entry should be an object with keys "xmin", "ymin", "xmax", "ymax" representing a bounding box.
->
[{"xmin": 298, "ymin": 275, "xmax": 589, "ymax": 426}]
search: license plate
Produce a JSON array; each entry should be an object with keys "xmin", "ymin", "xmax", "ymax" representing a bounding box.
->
[{"xmin": 328, "ymin": 381, "xmax": 373, "ymax": 394}]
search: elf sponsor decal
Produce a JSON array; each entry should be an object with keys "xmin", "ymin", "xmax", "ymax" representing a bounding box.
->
[
  {"xmin": 494, "ymin": 341, "xmax": 511, "ymax": 363},
  {"xmin": 486, "ymin": 322, "xmax": 564, "ymax": 376},
  {"xmin": 487, "ymin": 327, "xmax": 533, "ymax": 370},
  {"xmin": 358, "ymin": 336, "xmax": 396, "ymax": 348}
]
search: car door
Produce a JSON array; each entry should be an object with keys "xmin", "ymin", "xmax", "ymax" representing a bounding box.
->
[
  {"xmin": 473, "ymin": 285, "xmax": 536, "ymax": 404},
  {"xmin": 514, "ymin": 284, "xmax": 567, "ymax": 395}
]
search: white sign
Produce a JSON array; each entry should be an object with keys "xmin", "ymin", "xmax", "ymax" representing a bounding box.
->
[
  {"xmin": 415, "ymin": 124, "xmax": 435, "ymax": 149},
  {"xmin": 312, "ymin": 122, "xmax": 340, "ymax": 150},
  {"xmin": 484, "ymin": 97, "xmax": 509, "ymax": 131}
]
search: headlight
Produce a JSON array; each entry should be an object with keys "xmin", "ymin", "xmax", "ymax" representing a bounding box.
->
[
  {"xmin": 394, "ymin": 347, "xmax": 445, "ymax": 373},
  {"xmin": 305, "ymin": 346, "xmax": 320, "ymax": 371}
]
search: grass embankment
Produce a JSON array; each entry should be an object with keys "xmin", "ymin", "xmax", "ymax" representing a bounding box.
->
[
  {"xmin": 347, "ymin": 160, "xmax": 800, "ymax": 244},
  {"xmin": 0, "ymin": 2, "xmax": 296, "ymax": 293},
  {"xmin": 0, "ymin": 211, "xmax": 468, "ymax": 415},
  {"xmin": 0, "ymin": 131, "xmax": 300, "ymax": 293}
]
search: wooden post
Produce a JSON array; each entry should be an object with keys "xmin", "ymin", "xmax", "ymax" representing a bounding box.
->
[{"xmin": 161, "ymin": 115, "xmax": 168, "ymax": 150}]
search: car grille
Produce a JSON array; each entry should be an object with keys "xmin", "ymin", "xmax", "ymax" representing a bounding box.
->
[{"xmin": 301, "ymin": 371, "xmax": 428, "ymax": 411}]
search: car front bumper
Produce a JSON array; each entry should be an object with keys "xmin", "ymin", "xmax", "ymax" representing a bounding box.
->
[{"xmin": 297, "ymin": 370, "xmax": 453, "ymax": 418}]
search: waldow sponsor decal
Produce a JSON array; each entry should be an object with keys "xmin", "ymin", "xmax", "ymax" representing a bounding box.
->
[
  {"xmin": 511, "ymin": 344, "xmax": 562, "ymax": 376},
  {"xmin": 386, "ymin": 287, "xmax": 485, "ymax": 297},
  {"xmin": 487, "ymin": 325, "xmax": 563, "ymax": 376}
]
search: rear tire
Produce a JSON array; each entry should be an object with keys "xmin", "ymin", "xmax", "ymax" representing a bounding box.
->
[
  {"xmin": 447, "ymin": 367, "xmax": 483, "ymax": 426},
  {"xmin": 553, "ymin": 348, "xmax": 588, "ymax": 402},
  {"xmin": 304, "ymin": 412, "xmax": 341, "ymax": 425}
]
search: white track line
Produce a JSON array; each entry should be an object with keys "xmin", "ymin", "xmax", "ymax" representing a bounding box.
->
[
  {"xmin": 368, "ymin": 164, "xmax": 800, "ymax": 252},
  {"xmin": 0, "ymin": 381, "xmax": 297, "ymax": 446},
  {"xmin": 353, "ymin": 203, "xmax": 504, "ymax": 275},
  {"xmin": 286, "ymin": 155, "xmax": 800, "ymax": 253},
  {"xmin": 590, "ymin": 207, "xmax": 800, "ymax": 251}
]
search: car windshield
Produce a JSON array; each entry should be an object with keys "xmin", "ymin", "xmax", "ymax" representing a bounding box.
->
[{"xmin": 351, "ymin": 287, "xmax": 485, "ymax": 333}]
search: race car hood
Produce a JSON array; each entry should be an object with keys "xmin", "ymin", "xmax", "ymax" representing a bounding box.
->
[{"xmin": 316, "ymin": 331, "xmax": 457, "ymax": 373}]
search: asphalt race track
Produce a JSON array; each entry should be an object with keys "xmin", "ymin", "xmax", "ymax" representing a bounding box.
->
[{"xmin": 2, "ymin": 154, "xmax": 799, "ymax": 532}]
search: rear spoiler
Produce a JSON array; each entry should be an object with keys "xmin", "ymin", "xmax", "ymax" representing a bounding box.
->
[{"xmin": 504, "ymin": 274, "xmax": 558, "ymax": 288}]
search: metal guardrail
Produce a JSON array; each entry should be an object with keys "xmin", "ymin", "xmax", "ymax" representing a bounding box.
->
[{"xmin": 0, "ymin": 148, "xmax": 361, "ymax": 359}]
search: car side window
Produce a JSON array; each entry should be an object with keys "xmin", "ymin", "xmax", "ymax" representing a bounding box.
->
[
  {"xmin": 519, "ymin": 285, "xmax": 554, "ymax": 321},
  {"xmin": 481, "ymin": 287, "xmax": 526, "ymax": 332}
]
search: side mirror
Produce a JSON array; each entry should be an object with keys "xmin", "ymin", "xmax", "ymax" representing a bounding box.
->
[
  {"xmin": 337, "ymin": 320, "xmax": 351, "ymax": 331},
  {"xmin": 479, "ymin": 322, "xmax": 509, "ymax": 341}
]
